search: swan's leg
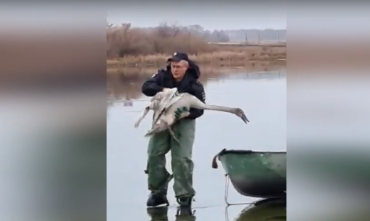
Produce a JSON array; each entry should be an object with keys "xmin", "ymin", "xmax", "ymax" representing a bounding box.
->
[
  {"xmin": 134, "ymin": 106, "xmax": 150, "ymax": 128},
  {"xmin": 167, "ymin": 124, "xmax": 181, "ymax": 146},
  {"xmin": 145, "ymin": 121, "xmax": 167, "ymax": 137},
  {"xmin": 162, "ymin": 115, "xmax": 181, "ymax": 144}
]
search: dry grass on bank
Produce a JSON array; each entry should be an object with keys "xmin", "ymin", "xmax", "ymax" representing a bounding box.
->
[
  {"xmin": 107, "ymin": 23, "xmax": 286, "ymax": 67},
  {"xmin": 107, "ymin": 46, "xmax": 286, "ymax": 68}
]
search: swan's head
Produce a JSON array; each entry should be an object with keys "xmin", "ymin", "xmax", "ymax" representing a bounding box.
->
[{"xmin": 233, "ymin": 108, "xmax": 249, "ymax": 123}]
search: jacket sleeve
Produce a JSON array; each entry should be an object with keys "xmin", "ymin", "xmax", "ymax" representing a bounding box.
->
[
  {"xmin": 186, "ymin": 82, "xmax": 205, "ymax": 120},
  {"xmin": 141, "ymin": 70, "xmax": 165, "ymax": 96}
]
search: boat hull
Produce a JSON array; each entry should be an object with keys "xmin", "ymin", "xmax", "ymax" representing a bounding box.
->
[{"xmin": 212, "ymin": 149, "xmax": 286, "ymax": 198}]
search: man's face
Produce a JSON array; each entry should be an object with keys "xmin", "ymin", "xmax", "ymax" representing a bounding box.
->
[{"xmin": 170, "ymin": 60, "xmax": 188, "ymax": 80}]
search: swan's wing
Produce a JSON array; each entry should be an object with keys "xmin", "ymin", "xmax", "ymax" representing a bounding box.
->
[
  {"xmin": 151, "ymin": 96, "xmax": 167, "ymax": 126},
  {"xmin": 152, "ymin": 109, "xmax": 164, "ymax": 127},
  {"xmin": 159, "ymin": 89, "xmax": 178, "ymax": 108},
  {"xmin": 153, "ymin": 92, "xmax": 183, "ymax": 125},
  {"xmin": 152, "ymin": 101, "xmax": 167, "ymax": 126},
  {"xmin": 152, "ymin": 89, "xmax": 179, "ymax": 126},
  {"xmin": 164, "ymin": 94, "xmax": 184, "ymax": 109}
]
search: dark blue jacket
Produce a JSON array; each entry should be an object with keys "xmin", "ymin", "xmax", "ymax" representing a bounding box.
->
[{"xmin": 141, "ymin": 62, "xmax": 205, "ymax": 120}]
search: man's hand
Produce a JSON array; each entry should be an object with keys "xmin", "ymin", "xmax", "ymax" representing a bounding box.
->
[{"xmin": 174, "ymin": 107, "xmax": 190, "ymax": 121}]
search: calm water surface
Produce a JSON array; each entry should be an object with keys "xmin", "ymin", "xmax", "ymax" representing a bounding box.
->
[{"xmin": 107, "ymin": 70, "xmax": 286, "ymax": 221}]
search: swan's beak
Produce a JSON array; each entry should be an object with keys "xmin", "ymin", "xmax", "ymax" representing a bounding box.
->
[
  {"xmin": 241, "ymin": 112, "xmax": 249, "ymax": 123},
  {"xmin": 242, "ymin": 114, "xmax": 249, "ymax": 123},
  {"xmin": 236, "ymin": 109, "xmax": 249, "ymax": 123}
]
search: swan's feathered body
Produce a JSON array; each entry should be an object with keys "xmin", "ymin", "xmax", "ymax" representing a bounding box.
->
[
  {"xmin": 135, "ymin": 88, "xmax": 249, "ymax": 143},
  {"xmin": 134, "ymin": 88, "xmax": 178, "ymax": 128}
]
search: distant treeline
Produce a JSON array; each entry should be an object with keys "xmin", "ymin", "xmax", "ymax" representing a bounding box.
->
[{"xmin": 154, "ymin": 24, "xmax": 287, "ymax": 42}]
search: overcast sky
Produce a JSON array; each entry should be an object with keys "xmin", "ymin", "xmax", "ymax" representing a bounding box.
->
[{"xmin": 107, "ymin": 3, "xmax": 286, "ymax": 30}]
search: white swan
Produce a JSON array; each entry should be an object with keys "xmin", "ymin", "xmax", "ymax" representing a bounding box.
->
[{"xmin": 135, "ymin": 88, "xmax": 249, "ymax": 143}]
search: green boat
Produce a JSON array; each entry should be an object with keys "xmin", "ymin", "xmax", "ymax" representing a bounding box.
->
[
  {"xmin": 212, "ymin": 149, "xmax": 286, "ymax": 199},
  {"xmin": 233, "ymin": 198, "xmax": 286, "ymax": 221}
]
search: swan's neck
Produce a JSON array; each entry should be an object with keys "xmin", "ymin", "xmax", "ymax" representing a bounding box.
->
[
  {"xmin": 203, "ymin": 105, "xmax": 235, "ymax": 113},
  {"xmin": 187, "ymin": 95, "xmax": 236, "ymax": 113}
]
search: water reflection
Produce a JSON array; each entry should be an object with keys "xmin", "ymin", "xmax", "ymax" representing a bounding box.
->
[
  {"xmin": 107, "ymin": 69, "xmax": 286, "ymax": 109},
  {"xmin": 147, "ymin": 207, "xmax": 196, "ymax": 221},
  {"xmin": 145, "ymin": 198, "xmax": 286, "ymax": 221},
  {"xmin": 230, "ymin": 198, "xmax": 286, "ymax": 221}
]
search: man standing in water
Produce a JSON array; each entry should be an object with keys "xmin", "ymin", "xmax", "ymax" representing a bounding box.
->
[{"xmin": 141, "ymin": 52, "xmax": 206, "ymax": 208}]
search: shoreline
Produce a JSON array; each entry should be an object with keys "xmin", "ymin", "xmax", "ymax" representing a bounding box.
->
[
  {"xmin": 107, "ymin": 45, "xmax": 286, "ymax": 69},
  {"xmin": 107, "ymin": 60, "xmax": 286, "ymax": 77},
  {"xmin": 107, "ymin": 65, "xmax": 286, "ymax": 101}
]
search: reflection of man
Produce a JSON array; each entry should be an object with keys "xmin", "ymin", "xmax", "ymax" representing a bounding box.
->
[
  {"xmin": 123, "ymin": 99, "xmax": 133, "ymax": 107},
  {"xmin": 147, "ymin": 207, "xmax": 195, "ymax": 221},
  {"xmin": 123, "ymin": 95, "xmax": 133, "ymax": 107},
  {"xmin": 141, "ymin": 52, "xmax": 206, "ymax": 208}
]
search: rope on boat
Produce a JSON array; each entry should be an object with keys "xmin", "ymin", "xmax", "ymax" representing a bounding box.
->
[
  {"xmin": 224, "ymin": 174, "xmax": 252, "ymax": 206},
  {"xmin": 212, "ymin": 149, "xmax": 252, "ymax": 207},
  {"xmin": 223, "ymin": 175, "xmax": 255, "ymax": 221},
  {"xmin": 211, "ymin": 148, "xmax": 226, "ymax": 169}
]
